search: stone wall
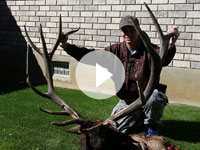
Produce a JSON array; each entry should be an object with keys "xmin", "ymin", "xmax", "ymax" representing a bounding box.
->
[
  {"xmin": 3, "ymin": 0, "xmax": 200, "ymax": 69},
  {"xmin": 1, "ymin": 0, "xmax": 200, "ymax": 104}
]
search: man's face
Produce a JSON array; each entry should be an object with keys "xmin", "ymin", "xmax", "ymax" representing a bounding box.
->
[{"xmin": 120, "ymin": 26, "xmax": 139, "ymax": 45}]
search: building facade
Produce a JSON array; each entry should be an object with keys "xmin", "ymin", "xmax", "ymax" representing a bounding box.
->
[{"xmin": 1, "ymin": 0, "xmax": 200, "ymax": 105}]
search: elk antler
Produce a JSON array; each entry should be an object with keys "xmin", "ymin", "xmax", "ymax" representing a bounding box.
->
[
  {"xmin": 25, "ymin": 15, "xmax": 80, "ymax": 61},
  {"xmin": 102, "ymin": 3, "xmax": 175, "ymax": 126},
  {"xmin": 25, "ymin": 15, "xmax": 83, "ymax": 128}
]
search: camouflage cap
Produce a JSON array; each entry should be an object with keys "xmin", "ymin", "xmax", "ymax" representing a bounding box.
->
[{"xmin": 119, "ymin": 15, "xmax": 139, "ymax": 29}]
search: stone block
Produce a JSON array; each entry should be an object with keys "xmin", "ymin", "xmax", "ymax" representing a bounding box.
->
[
  {"xmin": 46, "ymin": 0, "xmax": 56, "ymax": 5},
  {"xmin": 185, "ymin": 40, "xmax": 200, "ymax": 47},
  {"xmin": 185, "ymin": 54, "xmax": 200, "ymax": 61},
  {"xmin": 85, "ymin": 18, "xmax": 98, "ymax": 23},
  {"xmin": 98, "ymin": 5, "xmax": 111, "ymax": 11},
  {"xmin": 73, "ymin": 6, "xmax": 85, "ymax": 11},
  {"xmin": 106, "ymin": 12, "xmax": 120, "ymax": 17},
  {"xmin": 93, "ymin": 0, "xmax": 106, "ymax": 5},
  {"xmin": 192, "ymin": 48, "xmax": 200, "ymax": 54},
  {"xmin": 176, "ymin": 47, "xmax": 191, "ymax": 54},
  {"xmin": 93, "ymin": 35, "xmax": 106, "ymax": 41},
  {"xmin": 121, "ymin": 0, "xmax": 136, "ymax": 4},
  {"xmin": 81, "ymin": 23, "xmax": 93, "ymax": 29},
  {"xmin": 16, "ymin": 1, "xmax": 24, "ymax": 5},
  {"xmin": 173, "ymin": 60, "xmax": 190, "ymax": 68},
  {"xmin": 98, "ymin": 30, "xmax": 110, "ymax": 36},
  {"xmin": 112, "ymin": 5, "xmax": 126, "ymax": 11},
  {"xmin": 11, "ymin": 6, "xmax": 19, "ymax": 11},
  {"xmin": 30, "ymin": 6, "xmax": 39, "ymax": 11},
  {"xmin": 46, "ymin": 22, "xmax": 57, "ymax": 28},
  {"xmin": 62, "ymin": 6, "xmax": 73, "ymax": 11},
  {"xmin": 191, "ymin": 62, "xmax": 200, "ymax": 69},
  {"xmin": 20, "ymin": 6, "xmax": 29, "ymax": 11},
  {"xmin": 169, "ymin": 0, "xmax": 186, "ymax": 3},
  {"xmin": 126, "ymin": 5, "xmax": 141, "ymax": 11},
  {"xmin": 186, "ymin": 26, "xmax": 200, "ymax": 33},
  {"xmin": 81, "ymin": 12, "xmax": 93, "ymax": 17},
  {"xmin": 80, "ymin": 0, "xmax": 93, "ymax": 5},
  {"xmin": 187, "ymin": 12, "xmax": 200, "ymax": 18},
  {"xmin": 40, "ymin": 6, "xmax": 49, "ymax": 11},
  {"xmin": 158, "ymin": 4, "xmax": 174, "ymax": 10},
  {"xmin": 158, "ymin": 18, "xmax": 174, "ymax": 25},
  {"xmin": 80, "ymin": 35, "xmax": 92, "ymax": 41},
  {"xmin": 93, "ymin": 12, "xmax": 106, "ymax": 17},
  {"xmin": 98, "ymin": 18, "xmax": 111, "ymax": 23},
  {"xmin": 111, "ymin": 18, "xmax": 120, "ymax": 25},
  {"xmin": 175, "ymin": 4, "xmax": 193, "ymax": 10},
  {"xmin": 168, "ymin": 11, "xmax": 186, "ymax": 18},
  {"xmin": 152, "ymin": 0, "xmax": 168, "ymax": 4},
  {"xmin": 187, "ymin": 0, "xmax": 200, "ymax": 3},
  {"xmin": 175, "ymin": 19, "xmax": 192, "ymax": 25},
  {"xmin": 136, "ymin": 0, "xmax": 151, "ymax": 4},
  {"xmin": 106, "ymin": 24, "xmax": 119, "ymax": 30},
  {"xmin": 85, "ymin": 41, "xmax": 97, "ymax": 47},
  {"xmin": 174, "ymin": 53, "xmax": 184, "ymax": 60},
  {"xmin": 93, "ymin": 24, "xmax": 106, "ymax": 29},
  {"xmin": 107, "ymin": 0, "xmax": 120, "ymax": 4},
  {"xmin": 36, "ymin": 1, "xmax": 45, "ymax": 5}
]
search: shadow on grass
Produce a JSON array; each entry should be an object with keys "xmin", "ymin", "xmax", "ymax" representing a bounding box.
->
[
  {"xmin": 0, "ymin": 82, "xmax": 29, "ymax": 95},
  {"xmin": 160, "ymin": 120, "xmax": 200, "ymax": 143}
]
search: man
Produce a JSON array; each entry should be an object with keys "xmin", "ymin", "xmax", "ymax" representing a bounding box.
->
[{"xmin": 60, "ymin": 16, "xmax": 180, "ymax": 137}]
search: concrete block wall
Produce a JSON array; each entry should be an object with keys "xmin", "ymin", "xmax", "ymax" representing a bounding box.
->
[
  {"xmin": 3, "ymin": 0, "xmax": 200, "ymax": 70},
  {"xmin": 1, "ymin": 0, "xmax": 200, "ymax": 105}
]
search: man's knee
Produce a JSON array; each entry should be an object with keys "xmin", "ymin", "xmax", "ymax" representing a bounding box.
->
[
  {"xmin": 143, "ymin": 89, "xmax": 168, "ymax": 125},
  {"xmin": 146, "ymin": 89, "xmax": 168, "ymax": 107}
]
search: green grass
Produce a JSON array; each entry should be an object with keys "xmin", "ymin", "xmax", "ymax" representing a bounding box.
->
[{"xmin": 0, "ymin": 85, "xmax": 200, "ymax": 150}]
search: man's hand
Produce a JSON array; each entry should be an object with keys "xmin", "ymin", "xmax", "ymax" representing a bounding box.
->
[
  {"xmin": 167, "ymin": 27, "xmax": 180, "ymax": 50},
  {"xmin": 59, "ymin": 32, "xmax": 69, "ymax": 50}
]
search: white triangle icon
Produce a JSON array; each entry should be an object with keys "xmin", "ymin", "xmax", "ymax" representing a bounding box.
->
[{"xmin": 96, "ymin": 63, "xmax": 113, "ymax": 88}]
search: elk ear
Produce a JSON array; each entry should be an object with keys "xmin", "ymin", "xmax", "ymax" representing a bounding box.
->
[{"xmin": 66, "ymin": 126, "xmax": 81, "ymax": 135}]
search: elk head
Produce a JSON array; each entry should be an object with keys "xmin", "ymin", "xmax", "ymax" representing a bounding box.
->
[{"xmin": 25, "ymin": 3, "xmax": 175, "ymax": 150}]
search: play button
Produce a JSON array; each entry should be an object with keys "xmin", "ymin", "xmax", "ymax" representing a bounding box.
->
[
  {"xmin": 96, "ymin": 63, "xmax": 113, "ymax": 88},
  {"xmin": 75, "ymin": 50, "xmax": 125, "ymax": 99}
]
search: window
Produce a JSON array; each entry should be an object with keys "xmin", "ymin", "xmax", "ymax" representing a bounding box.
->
[{"xmin": 53, "ymin": 61, "xmax": 69, "ymax": 77}]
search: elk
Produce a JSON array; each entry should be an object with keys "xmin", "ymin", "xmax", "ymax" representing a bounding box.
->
[{"xmin": 25, "ymin": 3, "xmax": 176, "ymax": 150}]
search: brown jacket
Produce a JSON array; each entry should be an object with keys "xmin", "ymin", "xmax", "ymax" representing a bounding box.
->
[{"xmin": 65, "ymin": 38, "xmax": 176, "ymax": 102}]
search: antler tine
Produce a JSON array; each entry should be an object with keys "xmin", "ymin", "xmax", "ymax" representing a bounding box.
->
[
  {"xmin": 39, "ymin": 24, "xmax": 54, "ymax": 88},
  {"xmin": 39, "ymin": 106, "xmax": 70, "ymax": 116},
  {"xmin": 26, "ymin": 45, "xmax": 50, "ymax": 99},
  {"xmin": 52, "ymin": 119, "xmax": 84, "ymax": 126},
  {"xmin": 67, "ymin": 27, "xmax": 80, "ymax": 35},
  {"xmin": 24, "ymin": 26, "xmax": 42, "ymax": 56},
  {"xmin": 28, "ymin": 76, "xmax": 50, "ymax": 98},
  {"xmin": 49, "ymin": 15, "xmax": 80, "ymax": 60},
  {"xmin": 49, "ymin": 15, "xmax": 63, "ymax": 60},
  {"xmin": 136, "ymin": 81, "xmax": 146, "ymax": 105},
  {"xmin": 144, "ymin": 3, "xmax": 164, "ymax": 40},
  {"xmin": 144, "ymin": 2, "xmax": 174, "ymax": 65}
]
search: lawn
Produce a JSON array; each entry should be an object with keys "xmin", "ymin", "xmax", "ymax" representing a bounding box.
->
[{"xmin": 0, "ymin": 84, "xmax": 200, "ymax": 150}]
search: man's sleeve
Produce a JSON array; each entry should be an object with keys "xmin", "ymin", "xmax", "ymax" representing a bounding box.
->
[
  {"xmin": 163, "ymin": 46, "xmax": 176, "ymax": 66},
  {"xmin": 153, "ymin": 44, "xmax": 176, "ymax": 67},
  {"xmin": 64, "ymin": 44, "xmax": 95, "ymax": 61}
]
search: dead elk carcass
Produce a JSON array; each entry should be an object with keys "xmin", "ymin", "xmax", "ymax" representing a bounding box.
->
[{"xmin": 24, "ymin": 3, "xmax": 175, "ymax": 150}]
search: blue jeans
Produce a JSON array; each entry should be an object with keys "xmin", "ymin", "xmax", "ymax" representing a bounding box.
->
[{"xmin": 111, "ymin": 89, "xmax": 168, "ymax": 133}]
